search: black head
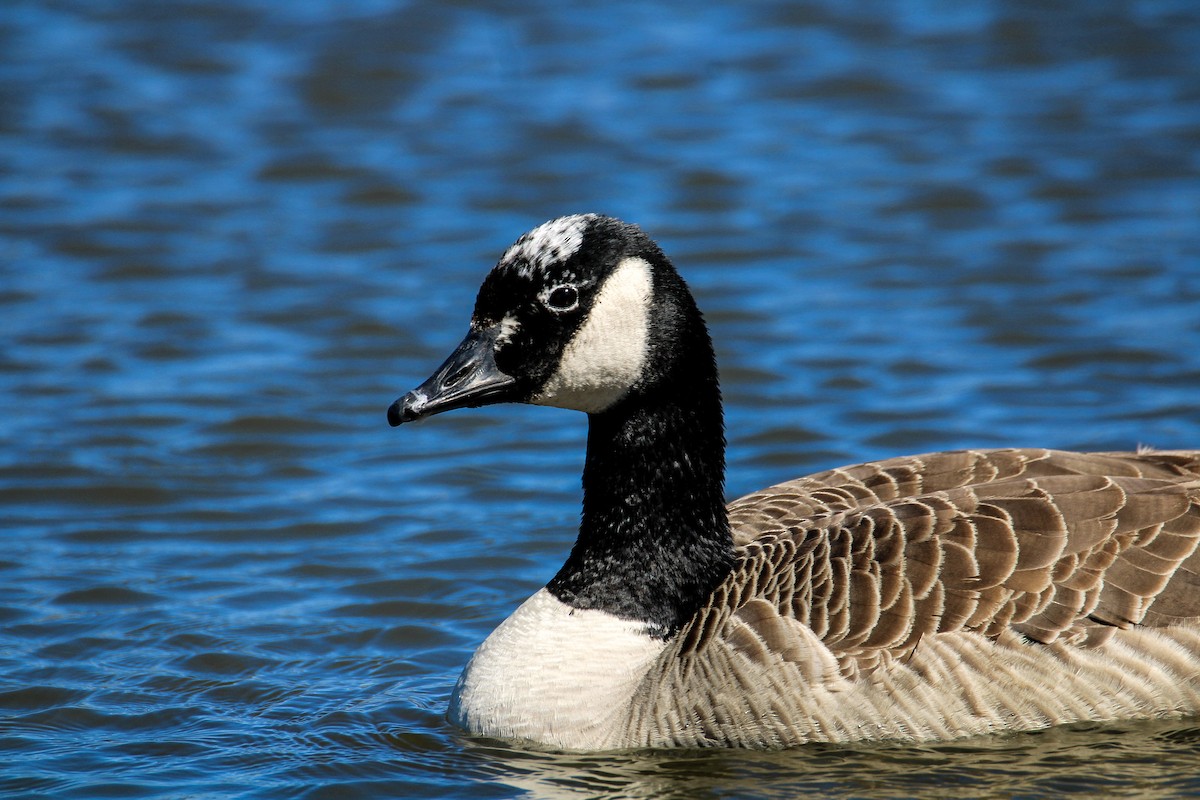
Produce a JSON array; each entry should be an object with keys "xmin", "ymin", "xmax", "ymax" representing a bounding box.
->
[{"xmin": 388, "ymin": 214, "xmax": 705, "ymax": 426}]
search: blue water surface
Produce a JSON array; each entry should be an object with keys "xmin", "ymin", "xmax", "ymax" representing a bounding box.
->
[{"xmin": 2, "ymin": 1, "xmax": 1199, "ymax": 797}]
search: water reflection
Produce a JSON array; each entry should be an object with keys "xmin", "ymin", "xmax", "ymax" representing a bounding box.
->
[{"xmin": 452, "ymin": 719, "xmax": 1200, "ymax": 799}]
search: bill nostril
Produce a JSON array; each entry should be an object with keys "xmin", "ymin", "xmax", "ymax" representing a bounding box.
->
[{"xmin": 445, "ymin": 363, "xmax": 472, "ymax": 387}]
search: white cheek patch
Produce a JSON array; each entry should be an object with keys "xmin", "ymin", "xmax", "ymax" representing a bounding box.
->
[{"xmin": 534, "ymin": 256, "xmax": 653, "ymax": 413}]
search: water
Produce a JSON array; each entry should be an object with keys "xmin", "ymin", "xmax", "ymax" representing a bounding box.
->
[{"xmin": 2, "ymin": 0, "xmax": 1199, "ymax": 796}]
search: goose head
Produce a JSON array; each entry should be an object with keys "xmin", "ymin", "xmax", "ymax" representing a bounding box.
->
[{"xmin": 389, "ymin": 214, "xmax": 714, "ymax": 425}]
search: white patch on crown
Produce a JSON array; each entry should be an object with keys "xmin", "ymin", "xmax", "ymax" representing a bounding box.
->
[
  {"xmin": 533, "ymin": 256, "xmax": 654, "ymax": 414},
  {"xmin": 502, "ymin": 214, "xmax": 597, "ymax": 278},
  {"xmin": 448, "ymin": 588, "xmax": 666, "ymax": 749}
]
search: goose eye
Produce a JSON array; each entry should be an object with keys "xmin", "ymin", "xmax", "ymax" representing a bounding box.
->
[{"xmin": 544, "ymin": 284, "xmax": 579, "ymax": 312}]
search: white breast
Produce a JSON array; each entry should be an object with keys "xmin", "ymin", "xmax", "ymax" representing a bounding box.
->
[{"xmin": 448, "ymin": 588, "xmax": 666, "ymax": 750}]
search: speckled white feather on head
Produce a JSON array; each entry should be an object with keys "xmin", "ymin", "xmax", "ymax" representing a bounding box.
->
[
  {"xmin": 495, "ymin": 315, "xmax": 520, "ymax": 347},
  {"xmin": 501, "ymin": 214, "xmax": 597, "ymax": 278}
]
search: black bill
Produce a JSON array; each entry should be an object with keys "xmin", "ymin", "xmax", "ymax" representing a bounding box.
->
[{"xmin": 387, "ymin": 325, "xmax": 518, "ymax": 426}]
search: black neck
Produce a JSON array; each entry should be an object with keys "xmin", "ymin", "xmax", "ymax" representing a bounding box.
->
[{"xmin": 546, "ymin": 331, "xmax": 734, "ymax": 638}]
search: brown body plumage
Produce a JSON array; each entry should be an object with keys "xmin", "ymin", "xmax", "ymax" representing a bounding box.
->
[{"xmin": 625, "ymin": 448, "xmax": 1200, "ymax": 747}]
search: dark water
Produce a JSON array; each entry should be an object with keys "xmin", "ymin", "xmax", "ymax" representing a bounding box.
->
[{"xmin": 2, "ymin": 1, "xmax": 1200, "ymax": 797}]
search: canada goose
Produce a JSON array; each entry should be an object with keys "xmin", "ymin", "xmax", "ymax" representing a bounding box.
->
[{"xmin": 388, "ymin": 214, "xmax": 1200, "ymax": 750}]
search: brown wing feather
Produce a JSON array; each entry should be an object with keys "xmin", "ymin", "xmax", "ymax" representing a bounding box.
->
[{"xmin": 689, "ymin": 448, "xmax": 1200, "ymax": 678}]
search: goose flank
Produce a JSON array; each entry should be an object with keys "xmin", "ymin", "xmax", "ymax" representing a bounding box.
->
[{"xmin": 388, "ymin": 214, "xmax": 1200, "ymax": 750}]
